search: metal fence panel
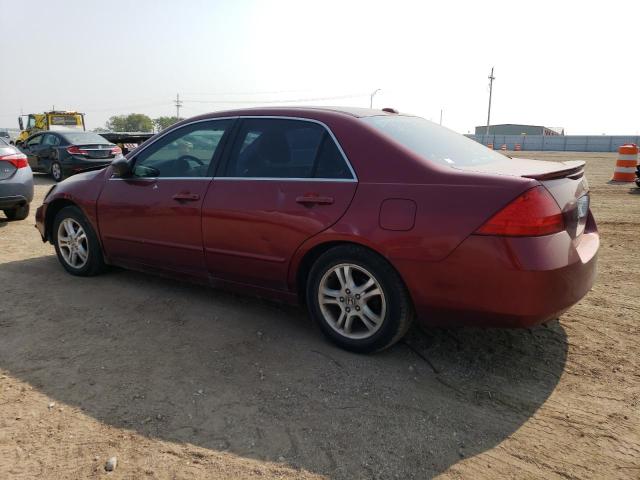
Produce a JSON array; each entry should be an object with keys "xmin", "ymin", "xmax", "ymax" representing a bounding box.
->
[{"xmin": 467, "ymin": 134, "xmax": 640, "ymax": 152}]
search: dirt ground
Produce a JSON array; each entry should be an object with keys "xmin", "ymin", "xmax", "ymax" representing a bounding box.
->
[{"xmin": 0, "ymin": 152, "xmax": 638, "ymax": 479}]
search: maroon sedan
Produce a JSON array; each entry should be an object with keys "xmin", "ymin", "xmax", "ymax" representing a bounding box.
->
[{"xmin": 35, "ymin": 107, "xmax": 598, "ymax": 352}]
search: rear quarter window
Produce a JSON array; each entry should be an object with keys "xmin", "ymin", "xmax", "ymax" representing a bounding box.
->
[{"xmin": 362, "ymin": 116, "xmax": 506, "ymax": 167}]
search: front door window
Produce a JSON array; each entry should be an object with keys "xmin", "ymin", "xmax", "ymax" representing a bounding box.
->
[{"xmin": 133, "ymin": 120, "xmax": 232, "ymax": 178}]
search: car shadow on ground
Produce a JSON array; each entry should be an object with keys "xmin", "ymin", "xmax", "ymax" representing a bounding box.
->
[
  {"xmin": 0, "ymin": 255, "xmax": 568, "ymax": 479},
  {"xmin": 33, "ymin": 172, "xmax": 55, "ymax": 186}
]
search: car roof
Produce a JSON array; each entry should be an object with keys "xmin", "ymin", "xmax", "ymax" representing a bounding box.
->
[{"xmin": 194, "ymin": 106, "xmax": 406, "ymax": 120}]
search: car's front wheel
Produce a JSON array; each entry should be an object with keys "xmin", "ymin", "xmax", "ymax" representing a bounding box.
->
[
  {"xmin": 306, "ymin": 245, "xmax": 414, "ymax": 353},
  {"xmin": 52, "ymin": 206, "xmax": 105, "ymax": 276},
  {"xmin": 3, "ymin": 204, "xmax": 30, "ymax": 221}
]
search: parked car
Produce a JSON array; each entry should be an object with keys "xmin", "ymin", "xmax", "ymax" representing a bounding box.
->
[
  {"xmin": 35, "ymin": 107, "xmax": 599, "ymax": 353},
  {"xmin": 0, "ymin": 137, "xmax": 34, "ymax": 220},
  {"xmin": 21, "ymin": 131, "xmax": 122, "ymax": 182},
  {"xmin": 0, "ymin": 129, "xmax": 10, "ymax": 142}
]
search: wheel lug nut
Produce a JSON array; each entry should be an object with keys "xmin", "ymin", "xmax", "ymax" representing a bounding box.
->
[
  {"xmin": 345, "ymin": 307, "xmax": 351, "ymax": 312},
  {"xmin": 355, "ymin": 306, "xmax": 360, "ymax": 311},
  {"xmin": 355, "ymin": 294, "xmax": 360, "ymax": 299},
  {"xmin": 340, "ymin": 297, "xmax": 344, "ymax": 302},
  {"xmin": 345, "ymin": 289, "xmax": 351, "ymax": 294}
]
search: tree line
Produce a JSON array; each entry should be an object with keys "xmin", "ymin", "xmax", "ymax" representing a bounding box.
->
[{"xmin": 94, "ymin": 114, "xmax": 183, "ymax": 133}]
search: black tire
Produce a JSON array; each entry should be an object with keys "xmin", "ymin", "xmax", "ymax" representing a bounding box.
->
[
  {"xmin": 51, "ymin": 161, "xmax": 64, "ymax": 182},
  {"xmin": 3, "ymin": 204, "xmax": 30, "ymax": 221},
  {"xmin": 52, "ymin": 206, "xmax": 105, "ymax": 276},
  {"xmin": 306, "ymin": 245, "xmax": 414, "ymax": 353}
]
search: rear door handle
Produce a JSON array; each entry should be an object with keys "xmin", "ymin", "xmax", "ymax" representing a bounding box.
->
[
  {"xmin": 172, "ymin": 192, "xmax": 200, "ymax": 202},
  {"xmin": 296, "ymin": 195, "xmax": 334, "ymax": 205}
]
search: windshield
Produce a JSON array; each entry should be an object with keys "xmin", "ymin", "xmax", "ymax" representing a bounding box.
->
[
  {"xmin": 62, "ymin": 132, "xmax": 111, "ymax": 144},
  {"xmin": 362, "ymin": 115, "xmax": 506, "ymax": 167}
]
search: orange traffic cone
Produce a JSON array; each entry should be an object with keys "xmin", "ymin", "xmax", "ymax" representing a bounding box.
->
[
  {"xmin": 514, "ymin": 144, "xmax": 522, "ymax": 151},
  {"xmin": 612, "ymin": 144, "xmax": 638, "ymax": 182},
  {"xmin": 487, "ymin": 143, "xmax": 494, "ymax": 149},
  {"xmin": 500, "ymin": 144, "xmax": 507, "ymax": 151}
]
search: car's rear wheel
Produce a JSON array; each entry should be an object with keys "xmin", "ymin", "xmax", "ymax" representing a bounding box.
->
[
  {"xmin": 51, "ymin": 161, "xmax": 64, "ymax": 182},
  {"xmin": 52, "ymin": 206, "xmax": 105, "ymax": 276},
  {"xmin": 306, "ymin": 245, "xmax": 414, "ymax": 353},
  {"xmin": 3, "ymin": 204, "xmax": 30, "ymax": 221}
]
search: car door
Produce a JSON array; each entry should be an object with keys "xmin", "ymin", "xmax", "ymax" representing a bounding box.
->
[
  {"xmin": 22, "ymin": 134, "xmax": 45, "ymax": 170},
  {"xmin": 97, "ymin": 119, "xmax": 234, "ymax": 279},
  {"xmin": 38, "ymin": 133, "xmax": 61, "ymax": 171},
  {"xmin": 202, "ymin": 117, "xmax": 358, "ymax": 290}
]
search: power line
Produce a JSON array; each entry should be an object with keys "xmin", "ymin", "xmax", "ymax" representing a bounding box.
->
[
  {"xmin": 182, "ymin": 88, "xmax": 315, "ymax": 97},
  {"xmin": 182, "ymin": 93, "xmax": 367, "ymax": 105}
]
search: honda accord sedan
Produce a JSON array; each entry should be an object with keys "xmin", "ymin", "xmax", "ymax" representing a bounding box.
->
[{"xmin": 35, "ymin": 107, "xmax": 598, "ymax": 352}]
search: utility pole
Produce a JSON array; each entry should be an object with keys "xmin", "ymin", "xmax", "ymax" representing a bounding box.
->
[
  {"xmin": 439, "ymin": 108, "xmax": 443, "ymax": 125},
  {"xmin": 486, "ymin": 67, "xmax": 495, "ymax": 136},
  {"xmin": 174, "ymin": 93, "xmax": 183, "ymax": 119},
  {"xmin": 370, "ymin": 89, "xmax": 381, "ymax": 109}
]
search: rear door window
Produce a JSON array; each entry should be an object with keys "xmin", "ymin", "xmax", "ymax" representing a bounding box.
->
[
  {"xmin": 222, "ymin": 118, "xmax": 353, "ymax": 179},
  {"xmin": 42, "ymin": 134, "xmax": 60, "ymax": 146}
]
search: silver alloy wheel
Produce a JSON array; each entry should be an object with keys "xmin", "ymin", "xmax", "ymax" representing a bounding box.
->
[
  {"xmin": 52, "ymin": 162, "xmax": 61, "ymax": 180},
  {"xmin": 57, "ymin": 218, "xmax": 89, "ymax": 269},
  {"xmin": 318, "ymin": 263, "xmax": 386, "ymax": 340}
]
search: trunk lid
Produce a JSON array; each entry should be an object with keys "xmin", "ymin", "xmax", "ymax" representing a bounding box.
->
[
  {"xmin": 456, "ymin": 157, "xmax": 590, "ymax": 238},
  {"xmin": 73, "ymin": 144, "xmax": 116, "ymax": 159}
]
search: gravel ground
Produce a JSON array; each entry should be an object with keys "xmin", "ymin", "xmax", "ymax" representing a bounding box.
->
[{"xmin": 0, "ymin": 152, "xmax": 638, "ymax": 479}]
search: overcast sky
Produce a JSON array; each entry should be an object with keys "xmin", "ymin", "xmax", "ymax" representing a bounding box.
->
[{"xmin": 1, "ymin": 0, "xmax": 638, "ymax": 134}]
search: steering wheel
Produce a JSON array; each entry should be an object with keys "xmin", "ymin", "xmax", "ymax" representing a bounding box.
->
[
  {"xmin": 176, "ymin": 155, "xmax": 204, "ymax": 166},
  {"xmin": 173, "ymin": 155, "xmax": 205, "ymax": 176}
]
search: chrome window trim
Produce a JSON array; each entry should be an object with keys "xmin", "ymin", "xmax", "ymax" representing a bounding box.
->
[
  {"xmin": 112, "ymin": 115, "xmax": 358, "ymax": 182},
  {"xmin": 109, "ymin": 177, "xmax": 213, "ymax": 181},
  {"xmin": 108, "ymin": 176, "xmax": 355, "ymax": 183},
  {"xmin": 214, "ymin": 177, "xmax": 356, "ymax": 183}
]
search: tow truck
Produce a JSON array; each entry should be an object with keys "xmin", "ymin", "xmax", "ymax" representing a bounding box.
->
[
  {"xmin": 15, "ymin": 111, "xmax": 153, "ymax": 154},
  {"xmin": 16, "ymin": 111, "xmax": 85, "ymax": 147}
]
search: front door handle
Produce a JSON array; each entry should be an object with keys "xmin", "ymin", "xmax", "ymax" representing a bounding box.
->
[
  {"xmin": 296, "ymin": 195, "xmax": 334, "ymax": 205},
  {"xmin": 172, "ymin": 192, "xmax": 200, "ymax": 202}
]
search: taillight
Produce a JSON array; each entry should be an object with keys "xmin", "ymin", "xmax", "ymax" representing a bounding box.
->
[
  {"xmin": 110, "ymin": 146, "xmax": 122, "ymax": 156},
  {"xmin": 475, "ymin": 186, "xmax": 565, "ymax": 237},
  {"xmin": 66, "ymin": 145, "xmax": 90, "ymax": 156},
  {"xmin": 0, "ymin": 152, "xmax": 28, "ymax": 169}
]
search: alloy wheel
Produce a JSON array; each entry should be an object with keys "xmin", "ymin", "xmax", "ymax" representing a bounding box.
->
[
  {"xmin": 57, "ymin": 218, "xmax": 89, "ymax": 269},
  {"xmin": 318, "ymin": 263, "xmax": 386, "ymax": 340},
  {"xmin": 52, "ymin": 162, "xmax": 62, "ymax": 181}
]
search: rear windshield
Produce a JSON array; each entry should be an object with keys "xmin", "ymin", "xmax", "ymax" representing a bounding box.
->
[
  {"xmin": 62, "ymin": 132, "xmax": 111, "ymax": 145},
  {"xmin": 362, "ymin": 115, "xmax": 506, "ymax": 167}
]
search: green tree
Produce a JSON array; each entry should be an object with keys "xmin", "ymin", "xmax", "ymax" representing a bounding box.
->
[
  {"xmin": 105, "ymin": 113, "xmax": 153, "ymax": 132},
  {"xmin": 153, "ymin": 116, "xmax": 182, "ymax": 131}
]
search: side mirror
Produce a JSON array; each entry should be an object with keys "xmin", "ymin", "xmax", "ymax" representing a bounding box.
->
[
  {"xmin": 111, "ymin": 156, "xmax": 132, "ymax": 177},
  {"xmin": 18, "ymin": 117, "xmax": 23, "ymax": 130}
]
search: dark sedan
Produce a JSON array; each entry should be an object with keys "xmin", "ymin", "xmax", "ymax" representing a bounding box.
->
[
  {"xmin": 21, "ymin": 131, "xmax": 122, "ymax": 181},
  {"xmin": 35, "ymin": 107, "xmax": 599, "ymax": 353}
]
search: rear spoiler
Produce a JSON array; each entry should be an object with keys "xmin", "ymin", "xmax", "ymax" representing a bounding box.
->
[{"xmin": 522, "ymin": 160, "xmax": 585, "ymax": 181}]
